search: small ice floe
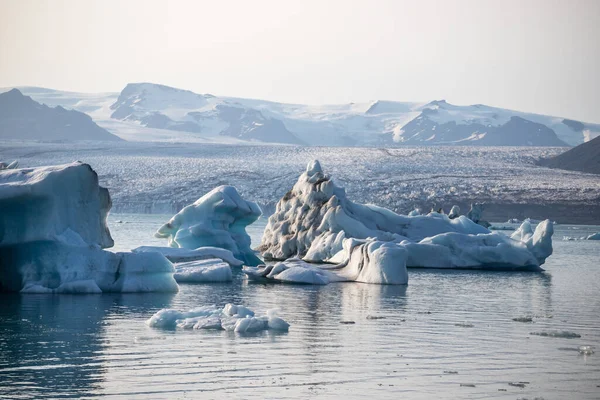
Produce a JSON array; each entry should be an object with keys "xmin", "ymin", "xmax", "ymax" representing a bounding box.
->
[
  {"xmin": 563, "ymin": 233, "xmax": 600, "ymax": 241},
  {"xmin": 173, "ymin": 259, "xmax": 233, "ymax": 283},
  {"xmin": 578, "ymin": 345, "xmax": 594, "ymax": 355},
  {"xmin": 529, "ymin": 331, "xmax": 581, "ymax": 338},
  {"xmin": 508, "ymin": 382, "xmax": 528, "ymax": 388},
  {"xmin": 455, "ymin": 322, "xmax": 474, "ymax": 328},
  {"xmin": 146, "ymin": 304, "xmax": 290, "ymax": 333},
  {"xmin": 489, "ymin": 225, "xmax": 515, "ymax": 231},
  {"xmin": 512, "ymin": 316, "xmax": 533, "ymax": 323},
  {"xmin": 366, "ymin": 315, "xmax": 386, "ymax": 320}
]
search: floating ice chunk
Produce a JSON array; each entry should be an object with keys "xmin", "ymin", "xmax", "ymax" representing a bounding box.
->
[
  {"xmin": 578, "ymin": 345, "xmax": 594, "ymax": 355},
  {"xmin": 146, "ymin": 304, "xmax": 289, "ymax": 333},
  {"xmin": 146, "ymin": 305, "xmax": 220, "ymax": 329},
  {"xmin": 512, "ymin": 316, "xmax": 533, "ymax": 323},
  {"xmin": 193, "ymin": 316, "xmax": 223, "ymax": 330},
  {"xmin": 245, "ymin": 238, "xmax": 408, "ymax": 285},
  {"xmin": 530, "ymin": 331, "xmax": 581, "ymax": 338},
  {"xmin": 466, "ymin": 203, "xmax": 490, "ymax": 228},
  {"xmin": 244, "ymin": 260, "xmax": 339, "ymax": 285},
  {"xmin": 173, "ymin": 259, "xmax": 232, "ymax": 283},
  {"xmin": 223, "ymin": 304, "xmax": 255, "ymax": 317},
  {"xmin": 266, "ymin": 310, "xmax": 290, "ymax": 331},
  {"xmin": 448, "ymin": 205, "xmax": 460, "ymax": 219},
  {"xmin": 155, "ymin": 185, "xmax": 262, "ymax": 266},
  {"xmin": 408, "ymin": 208, "xmax": 421, "ymax": 217},
  {"xmin": 234, "ymin": 316, "xmax": 268, "ymax": 333},
  {"xmin": 337, "ymin": 239, "xmax": 408, "ymax": 284},
  {"xmin": 276, "ymin": 266, "xmax": 331, "ymax": 285},
  {"xmin": 133, "ymin": 246, "xmax": 243, "ymax": 266},
  {"xmin": 404, "ymin": 231, "xmax": 544, "ymax": 270}
]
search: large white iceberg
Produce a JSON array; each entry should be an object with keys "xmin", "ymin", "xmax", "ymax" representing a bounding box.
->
[
  {"xmin": 155, "ymin": 185, "xmax": 262, "ymax": 266},
  {"xmin": 258, "ymin": 160, "xmax": 553, "ymax": 272},
  {"xmin": 0, "ymin": 162, "xmax": 178, "ymax": 293},
  {"xmin": 146, "ymin": 303, "xmax": 290, "ymax": 332}
]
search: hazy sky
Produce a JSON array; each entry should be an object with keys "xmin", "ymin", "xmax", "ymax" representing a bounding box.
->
[{"xmin": 1, "ymin": 0, "xmax": 599, "ymax": 122}]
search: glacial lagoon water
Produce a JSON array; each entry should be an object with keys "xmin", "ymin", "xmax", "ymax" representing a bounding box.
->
[{"xmin": 1, "ymin": 214, "xmax": 599, "ymax": 399}]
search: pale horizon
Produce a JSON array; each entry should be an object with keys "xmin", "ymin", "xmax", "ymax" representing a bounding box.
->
[{"xmin": 1, "ymin": 0, "xmax": 599, "ymax": 123}]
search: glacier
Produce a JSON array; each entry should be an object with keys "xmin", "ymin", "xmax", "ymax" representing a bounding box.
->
[
  {"xmin": 0, "ymin": 162, "xmax": 178, "ymax": 293},
  {"xmin": 146, "ymin": 304, "xmax": 290, "ymax": 332},
  {"xmin": 154, "ymin": 185, "xmax": 262, "ymax": 266},
  {"xmin": 257, "ymin": 160, "xmax": 554, "ymax": 275}
]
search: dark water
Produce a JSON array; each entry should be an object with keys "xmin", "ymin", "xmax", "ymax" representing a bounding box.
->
[{"xmin": 0, "ymin": 216, "xmax": 599, "ymax": 399}]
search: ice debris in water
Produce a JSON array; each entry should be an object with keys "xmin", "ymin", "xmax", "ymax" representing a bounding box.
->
[
  {"xmin": 578, "ymin": 345, "xmax": 594, "ymax": 355},
  {"xmin": 512, "ymin": 316, "xmax": 533, "ymax": 323},
  {"xmin": 455, "ymin": 322, "xmax": 474, "ymax": 328},
  {"xmin": 146, "ymin": 304, "xmax": 290, "ymax": 332},
  {"xmin": 529, "ymin": 331, "xmax": 581, "ymax": 338}
]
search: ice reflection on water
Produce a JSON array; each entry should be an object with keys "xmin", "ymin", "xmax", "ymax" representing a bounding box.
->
[{"xmin": 0, "ymin": 215, "xmax": 599, "ymax": 399}]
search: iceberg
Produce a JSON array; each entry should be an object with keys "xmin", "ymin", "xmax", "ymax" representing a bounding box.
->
[
  {"xmin": 0, "ymin": 162, "xmax": 178, "ymax": 293},
  {"xmin": 258, "ymin": 160, "xmax": 554, "ymax": 271},
  {"xmin": 155, "ymin": 185, "xmax": 262, "ymax": 266},
  {"xmin": 258, "ymin": 160, "xmax": 490, "ymax": 261},
  {"xmin": 146, "ymin": 303, "xmax": 290, "ymax": 332},
  {"xmin": 245, "ymin": 238, "xmax": 408, "ymax": 285}
]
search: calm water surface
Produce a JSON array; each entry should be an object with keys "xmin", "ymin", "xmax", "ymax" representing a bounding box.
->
[{"xmin": 1, "ymin": 214, "xmax": 599, "ymax": 399}]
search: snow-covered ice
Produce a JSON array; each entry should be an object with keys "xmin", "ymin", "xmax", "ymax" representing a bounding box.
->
[
  {"xmin": 155, "ymin": 185, "xmax": 262, "ymax": 266},
  {"xmin": 146, "ymin": 304, "xmax": 289, "ymax": 332},
  {"xmin": 0, "ymin": 162, "xmax": 178, "ymax": 293}
]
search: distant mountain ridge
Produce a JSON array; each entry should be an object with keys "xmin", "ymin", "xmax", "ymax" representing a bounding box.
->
[
  {"xmin": 109, "ymin": 83, "xmax": 303, "ymax": 144},
  {"xmin": 4, "ymin": 84, "xmax": 599, "ymax": 146},
  {"xmin": 538, "ymin": 135, "xmax": 600, "ymax": 174},
  {"xmin": 0, "ymin": 89, "xmax": 122, "ymax": 142}
]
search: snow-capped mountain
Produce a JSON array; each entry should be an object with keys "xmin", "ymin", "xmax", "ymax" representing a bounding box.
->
[
  {"xmin": 0, "ymin": 89, "xmax": 122, "ymax": 142},
  {"xmin": 109, "ymin": 83, "xmax": 303, "ymax": 144},
  {"xmin": 394, "ymin": 100, "xmax": 568, "ymax": 146},
  {"xmin": 5, "ymin": 83, "xmax": 599, "ymax": 146}
]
